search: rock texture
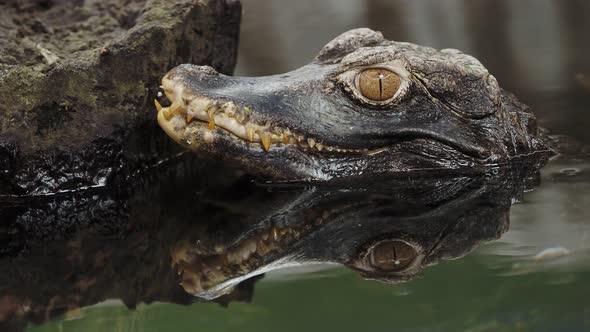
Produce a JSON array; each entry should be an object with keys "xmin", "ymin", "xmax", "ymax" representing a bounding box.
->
[
  {"xmin": 0, "ymin": 157, "xmax": 255, "ymax": 332},
  {"xmin": 0, "ymin": 0, "xmax": 241, "ymax": 195}
]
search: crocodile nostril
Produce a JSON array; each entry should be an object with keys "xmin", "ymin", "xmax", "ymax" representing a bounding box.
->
[{"xmin": 194, "ymin": 65, "xmax": 220, "ymax": 76}]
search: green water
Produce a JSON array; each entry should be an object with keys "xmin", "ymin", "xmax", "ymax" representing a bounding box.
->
[{"xmin": 27, "ymin": 255, "xmax": 589, "ymax": 332}]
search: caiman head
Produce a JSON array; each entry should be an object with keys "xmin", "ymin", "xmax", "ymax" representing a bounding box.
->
[{"xmin": 156, "ymin": 28, "xmax": 551, "ymax": 181}]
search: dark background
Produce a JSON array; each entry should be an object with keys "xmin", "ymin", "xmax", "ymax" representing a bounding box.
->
[{"xmin": 235, "ymin": 0, "xmax": 590, "ymax": 144}]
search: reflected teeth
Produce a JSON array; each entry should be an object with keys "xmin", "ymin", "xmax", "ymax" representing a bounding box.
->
[
  {"xmin": 158, "ymin": 83, "xmax": 365, "ymax": 154},
  {"xmin": 171, "ymin": 225, "xmax": 303, "ymax": 295}
]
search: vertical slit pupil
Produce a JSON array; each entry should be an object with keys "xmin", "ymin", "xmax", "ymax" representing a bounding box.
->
[
  {"xmin": 392, "ymin": 243, "xmax": 398, "ymax": 264},
  {"xmin": 378, "ymin": 72, "xmax": 383, "ymax": 98}
]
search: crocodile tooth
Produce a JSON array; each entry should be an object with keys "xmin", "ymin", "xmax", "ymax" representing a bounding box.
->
[
  {"xmin": 208, "ymin": 119, "xmax": 216, "ymax": 130},
  {"xmin": 170, "ymin": 99, "xmax": 183, "ymax": 113},
  {"xmin": 316, "ymin": 143, "xmax": 323, "ymax": 151},
  {"xmin": 163, "ymin": 100, "xmax": 182, "ymax": 120},
  {"xmin": 186, "ymin": 114, "xmax": 193, "ymax": 123},
  {"xmin": 246, "ymin": 127, "xmax": 255, "ymax": 142},
  {"xmin": 154, "ymin": 99, "xmax": 163, "ymax": 113},
  {"xmin": 260, "ymin": 131, "xmax": 271, "ymax": 152},
  {"xmin": 162, "ymin": 107, "xmax": 173, "ymax": 120},
  {"xmin": 207, "ymin": 107, "xmax": 217, "ymax": 120},
  {"xmin": 307, "ymin": 138, "xmax": 316, "ymax": 148},
  {"xmin": 191, "ymin": 98, "xmax": 210, "ymax": 114}
]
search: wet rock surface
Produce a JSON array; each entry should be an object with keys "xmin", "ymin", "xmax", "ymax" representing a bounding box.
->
[
  {"xmin": 0, "ymin": 156, "xmax": 254, "ymax": 332},
  {"xmin": 0, "ymin": 0, "xmax": 241, "ymax": 195}
]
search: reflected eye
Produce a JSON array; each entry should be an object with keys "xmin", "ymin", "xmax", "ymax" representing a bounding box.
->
[
  {"xmin": 369, "ymin": 239, "xmax": 417, "ymax": 272},
  {"xmin": 357, "ymin": 68, "xmax": 400, "ymax": 101}
]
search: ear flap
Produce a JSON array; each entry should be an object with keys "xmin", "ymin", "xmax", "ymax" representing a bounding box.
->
[{"xmin": 315, "ymin": 28, "xmax": 386, "ymax": 64}]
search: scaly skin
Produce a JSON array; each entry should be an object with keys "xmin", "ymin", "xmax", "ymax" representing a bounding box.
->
[{"xmin": 157, "ymin": 28, "xmax": 552, "ymax": 181}]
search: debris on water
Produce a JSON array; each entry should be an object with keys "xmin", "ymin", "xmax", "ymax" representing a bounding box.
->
[
  {"xmin": 533, "ymin": 246, "xmax": 570, "ymax": 261},
  {"xmin": 559, "ymin": 167, "xmax": 581, "ymax": 176}
]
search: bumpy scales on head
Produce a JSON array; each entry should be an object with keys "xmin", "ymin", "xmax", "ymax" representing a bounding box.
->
[{"xmin": 156, "ymin": 28, "xmax": 552, "ymax": 181}]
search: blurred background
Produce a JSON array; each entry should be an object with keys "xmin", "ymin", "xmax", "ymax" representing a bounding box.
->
[{"xmin": 236, "ymin": 0, "xmax": 590, "ymax": 144}]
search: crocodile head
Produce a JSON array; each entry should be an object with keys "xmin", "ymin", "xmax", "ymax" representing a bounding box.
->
[{"xmin": 157, "ymin": 28, "xmax": 551, "ymax": 181}]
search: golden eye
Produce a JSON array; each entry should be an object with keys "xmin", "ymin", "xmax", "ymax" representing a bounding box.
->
[
  {"xmin": 369, "ymin": 239, "xmax": 417, "ymax": 272},
  {"xmin": 357, "ymin": 68, "xmax": 400, "ymax": 101}
]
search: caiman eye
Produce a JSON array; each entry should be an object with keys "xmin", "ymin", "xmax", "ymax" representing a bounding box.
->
[
  {"xmin": 356, "ymin": 68, "xmax": 400, "ymax": 101},
  {"xmin": 368, "ymin": 239, "xmax": 417, "ymax": 272}
]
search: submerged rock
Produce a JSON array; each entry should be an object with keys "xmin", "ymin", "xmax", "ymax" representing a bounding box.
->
[{"xmin": 0, "ymin": 0, "xmax": 241, "ymax": 196}]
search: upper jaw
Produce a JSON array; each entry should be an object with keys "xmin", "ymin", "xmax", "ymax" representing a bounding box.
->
[
  {"xmin": 156, "ymin": 67, "xmax": 499, "ymax": 180},
  {"xmin": 156, "ymin": 74, "xmax": 386, "ymax": 155}
]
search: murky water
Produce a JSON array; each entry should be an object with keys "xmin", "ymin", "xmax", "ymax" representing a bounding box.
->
[{"xmin": 2, "ymin": 1, "xmax": 590, "ymax": 331}]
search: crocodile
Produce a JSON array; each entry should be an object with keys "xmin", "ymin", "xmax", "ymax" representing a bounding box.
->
[{"xmin": 156, "ymin": 28, "xmax": 552, "ymax": 180}]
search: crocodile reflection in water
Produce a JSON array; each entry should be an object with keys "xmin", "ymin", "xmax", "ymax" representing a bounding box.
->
[
  {"xmin": 0, "ymin": 158, "xmax": 539, "ymax": 330},
  {"xmin": 172, "ymin": 167, "xmax": 537, "ymax": 299}
]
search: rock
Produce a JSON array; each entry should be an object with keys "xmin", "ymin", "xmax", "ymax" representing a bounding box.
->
[{"xmin": 0, "ymin": 0, "xmax": 241, "ymax": 196}]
